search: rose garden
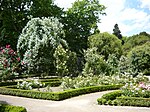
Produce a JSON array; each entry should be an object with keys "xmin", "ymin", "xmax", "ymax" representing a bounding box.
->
[{"xmin": 0, "ymin": 0, "xmax": 150, "ymax": 112}]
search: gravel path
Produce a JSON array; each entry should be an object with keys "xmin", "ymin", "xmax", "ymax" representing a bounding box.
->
[{"xmin": 0, "ymin": 90, "xmax": 150, "ymax": 112}]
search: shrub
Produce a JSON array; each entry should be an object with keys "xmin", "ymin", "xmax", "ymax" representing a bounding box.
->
[
  {"xmin": 54, "ymin": 45, "xmax": 78, "ymax": 77},
  {"xmin": 121, "ymin": 82, "xmax": 150, "ymax": 98},
  {"xmin": 82, "ymin": 47, "xmax": 108, "ymax": 75},
  {"xmin": 97, "ymin": 90, "xmax": 122, "ymax": 105},
  {"xmin": 101, "ymin": 90, "xmax": 122, "ymax": 100},
  {"xmin": 116, "ymin": 97, "xmax": 150, "ymax": 107},
  {"xmin": 127, "ymin": 42, "xmax": 150, "ymax": 75},
  {"xmin": 0, "ymin": 104, "xmax": 27, "ymax": 112},
  {"xmin": 88, "ymin": 32, "xmax": 122, "ymax": 60},
  {"xmin": 83, "ymin": 32, "xmax": 122, "ymax": 76},
  {"xmin": 0, "ymin": 45, "xmax": 21, "ymax": 81},
  {"xmin": 123, "ymin": 32, "xmax": 150, "ymax": 55},
  {"xmin": 17, "ymin": 17, "xmax": 68, "ymax": 75},
  {"xmin": 61, "ymin": 74, "xmax": 147, "ymax": 90}
]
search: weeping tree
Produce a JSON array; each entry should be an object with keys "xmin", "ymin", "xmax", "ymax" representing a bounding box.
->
[{"xmin": 17, "ymin": 17, "xmax": 68, "ymax": 75}]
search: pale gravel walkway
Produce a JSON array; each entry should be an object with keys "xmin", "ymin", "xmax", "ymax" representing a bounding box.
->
[{"xmin": 0, "ymin": 90, "xmax": 150, "ymax": 112}]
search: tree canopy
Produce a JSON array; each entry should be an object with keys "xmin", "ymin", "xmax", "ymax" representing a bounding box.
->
[{"xmin": 61, "ymin": 0, "xmax": 106, "ymax": 55}]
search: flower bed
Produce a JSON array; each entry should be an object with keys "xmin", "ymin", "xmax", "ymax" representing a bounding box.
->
[
  {"xmin": 0, "ymin": 104, "xmax": 27, "ymax": 112},
  {"xmin": 0, "ymin": 84, "xmax": 122, "ymax": 101},
  {"xmin": 97, "ymin": 82, "xmax": 150, "ymax": 107}
]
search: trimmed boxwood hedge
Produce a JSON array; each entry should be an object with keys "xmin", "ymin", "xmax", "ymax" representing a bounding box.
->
[
  {"xmin": 116, "ymin": 97, "xmax": 150, "ymax": 107},
  {"xmin": 97, "ymin": 90, "xmax": 150, "ymax": 107},
  {"xmin": 97, "ymin": 90, "xmax": 122, "ymax": 105},
  {"xmin": 40, "ymin": 79, "xmax": 60, "ymax": 82},
  {"xmin": 0, "ymin": 104, "xmax": 27, "ymax": 112},
  {"xmin": 44, "ymin": 81, "xmax": 61, "ymax": 87},
  {"xmin": 0, "ymin": 84, "xmax": 122, "ymax": 101}
]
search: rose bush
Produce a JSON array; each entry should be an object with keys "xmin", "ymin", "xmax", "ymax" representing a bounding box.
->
[{"xmin": 0, "ymin": 45, "xmax": 21, "ymax": 81}]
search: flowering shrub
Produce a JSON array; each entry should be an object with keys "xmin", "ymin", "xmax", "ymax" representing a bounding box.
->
[
  {"xmin": 121, "ymin": 81, "xmax": 150, "ymax": 97},
  {"xmin": 17, "ymin": 17, "xmax": 68, "ymax": 75},
  {"xmin": 17, "ymin": 79, "xmax": 44, "ymax": 90},
  {"xmin": 0, "ymin": 45, "xmax": 21, "ymax": 81},
  {"xmin": 54, "ymin": 44, "xmax": 78, "ymax": 77},
  {"xmin": 61, "ymin": 73, "xmax": 148, "ymax": 90}
]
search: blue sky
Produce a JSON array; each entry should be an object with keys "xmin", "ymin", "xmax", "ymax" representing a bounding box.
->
[{"xmin": 55, "ymin": 0, "xmax": 150, "ymax": 36}]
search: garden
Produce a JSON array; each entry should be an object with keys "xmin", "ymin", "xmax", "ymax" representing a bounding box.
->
[{"xmin": 0, "ymin": 0, "xmax": 150, "ymax": 112}]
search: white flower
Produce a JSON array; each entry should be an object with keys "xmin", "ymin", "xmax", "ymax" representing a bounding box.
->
[
  {"xmin": 135, "ymin": 88, "xmax": 140, "ymax": 91},
  {"xmin": 142, "ymin": 90, "xmax": 145, "ymax": 93}
]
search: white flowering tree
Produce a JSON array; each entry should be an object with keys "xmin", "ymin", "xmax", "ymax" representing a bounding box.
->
[{"xmin": 17, "ymin": 17, "xmax": 68, "ymax": 75}]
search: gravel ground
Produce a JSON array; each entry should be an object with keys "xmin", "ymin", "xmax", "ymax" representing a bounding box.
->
[{"xmin": 0, "ymin": 90, "xmax": 150, "ymax": 112}]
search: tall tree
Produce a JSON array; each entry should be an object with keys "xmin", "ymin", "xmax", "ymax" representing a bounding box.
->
[
  {"xmin": 113, "ymin": 24, "xmax": 122, "ymax": 39},
  {"xmin": 61, "ymin": 0, "xmax": 106, "ymax": 56},
  {"xmin": 30, "ymin": 0, "xmax": 62, "ymax": 18}
]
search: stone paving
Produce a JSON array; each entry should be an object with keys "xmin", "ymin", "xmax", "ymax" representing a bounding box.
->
[{"xmin": 0, "ymin": 90, "xmax": 150, "ymax": 112}]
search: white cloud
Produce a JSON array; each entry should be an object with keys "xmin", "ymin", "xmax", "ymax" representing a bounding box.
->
[
  {"xmin": 54, "ymin": 0, "xmax": 150, "ymax": 36},
  {"xmin": 140, "ymin": 0, "xmax": 150, "ymax": 10},
  {"xmin": 98, "ymin": 0, "xmax": 150, "ymax": 36},
  {"xmin": 54, "ymin": 0, "xmax": 76, "ymax": 10},
  {"xmin": 118, "ymin": 8, "xmax": 150, "ymax": 35},
  {"xmin": 98, "ymin": 0, "xmax": 126, "ymax": 34}
]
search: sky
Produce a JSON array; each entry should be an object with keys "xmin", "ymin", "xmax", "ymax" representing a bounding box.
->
[{"xmin": 54, "ymin": 0, "xmax": 150, "ymax": 36}]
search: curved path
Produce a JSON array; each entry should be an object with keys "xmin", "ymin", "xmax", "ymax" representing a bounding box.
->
[{"xmin": 0, "ymin": 90, "xmax": 150, "ymax": 112}]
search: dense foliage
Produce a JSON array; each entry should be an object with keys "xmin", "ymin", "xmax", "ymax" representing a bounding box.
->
[
  {"xmin": 17, "ymin": 17, "xmax": 67, "ymax": 75},
  {"xmin": 127, "ymin": 42, "xmax": 150, "ymax": 75},
  {"xmin": 88, "ymin": 32, "xmax": 122, "ymax": 60},
  {"xmin": 0, "ymin": 104, "xmax": 27, "ymax": 112},
  {"xmin": 0, "ymin": 0, "xmax": 62, "ymax": 50},
  {"xmin": 61, "ymin": 0, "xmax": 106, "ymax": 55},
  {"xmin": 54, "ymin": 45, "xmax": 78, "ymax": 77},
  {"xmin": 82, "ymin": 32, "xmax": 122, "ymax": 76},
  {"xmin": 123, "ymin": 32, "xmax": 150, "ymax": 55},
  {"xmin": 0, "ymin": 45, "xmax": 21, "ymax": 81}
]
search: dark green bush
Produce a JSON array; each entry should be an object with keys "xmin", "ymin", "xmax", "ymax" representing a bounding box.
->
[
  {"xmin": 116, "ymin": 97, "xmax": 150, "ymax": 107},
  {"xmin": 0, "ymin": 104, "xmax": 27, "ymax": 112},
  {"xmin": 0, "ymin": 84, "xmax": 122, "ymax": 101},
  {"xmin": 0, "ymin": 82, "xmax": 17, "ymax": 87}
]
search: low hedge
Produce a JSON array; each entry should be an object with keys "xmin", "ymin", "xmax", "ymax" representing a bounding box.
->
[
  {"xmin": 0, "ymin": 82, "xmax": 17, "ymax": 87},
  {"xmin": 44, "ymin": 81, "xmax": 61, "ymax": 87},
  {"xmin": 97, "ymin": 90, "xmax": 122, "ymax": 105},
  {"xmin": 97, "ymin": 90, "xmax": 150, "ymax": 107},
  {"xmin": 40, "ymin": 79, "xmax": 60, "ymax": 82},
  {"xmin": 0, "ymin": 104, "xmax": 27, "ymax": 112},
  {"xmin": 115, "ymin": 97, "xmax": 150, "ymax": 107},
  {"xmin": 0, "ymin": 84, "xmax": 122, "ymax": 101}
]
